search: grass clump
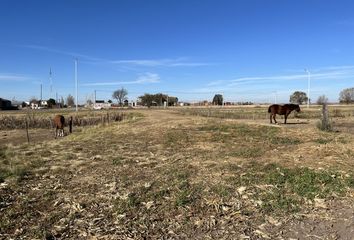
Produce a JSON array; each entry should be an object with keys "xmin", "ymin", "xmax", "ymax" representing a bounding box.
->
[
  {"xmin": 0, "ymin": 165, "xmax": 29, "ymax": 183},
  {"xmin": 164, "ymin": 129, "xmax": 191, "ymax": 148},
  {"xmin": 229, "ymin": 162, "xmax": 353, "ymax": 213},
  {"xmin": 263, "ymin": 165, "xmax": 347, "ymax": 199},
  {"xmin": 314, "ymin": 138, "xmax": 332, "ymax": 144},
  {"xmin": 0, "ymin": 146, "xmax": 7, "ymax": 160},
  {"xmin": 230, "ymin": 147, "xmax": 264, "ymax": 158},
  {"xmin": 112, "ymin": 156, "xmax": 124, "ymax": 165},
  {"xmin": 270, "ymin": 136, "xmax": 302, "ymax": 145},
  {"xmin": 175, "ymin": 180, "xmax": 202, "ymax": 207},
  {"xmin": 115, "ymin": 193, "xmax": 141, "ymax": 215},
  {"xmin": 317, "ymin": 103, "xmax": 333, "ymax": 132}
]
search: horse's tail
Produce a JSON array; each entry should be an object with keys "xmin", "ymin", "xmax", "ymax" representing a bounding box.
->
[{"xmin": 268, "ymin": 106, "xmax": 272, "ymax": 113}]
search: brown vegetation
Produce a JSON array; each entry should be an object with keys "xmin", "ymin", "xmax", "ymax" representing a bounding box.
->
[
  {"xmin": 1, "ymin": 108, "xmax": 354, "ymax": 239},
  {"xmin": 0, "ymin": 111, "xmax": 127, "ymax": 130}
]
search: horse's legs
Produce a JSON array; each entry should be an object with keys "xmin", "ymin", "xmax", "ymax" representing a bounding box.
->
[
  {"xmin": 273, "ymin": 114, "xmax": 277, "ymax": 124},
  {"xmin": 284, "ymin": 114, "xmax": 288, "ymax": 124},
  {"xmin": 55, "ymin": 128, "xmax": 58, "ymax": 138},
  {"xmin": 270, "ymin": 114, "xmax": 273, "ymax": 123}
]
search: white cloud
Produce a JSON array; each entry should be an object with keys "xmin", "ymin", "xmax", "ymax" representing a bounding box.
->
[
  {"xmin": 206, "ymin": 80, "xmax": 229, "ymax": 87},
  {"xmin": 204, "ymin": 66, "xmax": 354, "ymax": 89},
  {"xmin": 135, "ymin": 72, "xmax": 160, "ymax": 83},
  {"xmin": 0, "ymin": 74, "xmax": 31, "ymax": 81},
  {"xmin": 21, "ymin": 45, "xmax": 212, "ymax": 68},
  {"xmin": 197, "ymin": 65, "xmax": 354, "ymax": 102},
  {"xmin": 109, "ymin": 58, "xmax": 213, "ymax": 67},
  {"xmin": 22, "ymin": 45, "xmax": 104, "ymax": 62},
  {"xmin": 81, "ymin": 72, "xmax": 160, "ymax": 86}
]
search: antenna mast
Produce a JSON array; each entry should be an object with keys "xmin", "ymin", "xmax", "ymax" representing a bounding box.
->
[
  {"xmin": 75, "ymin": 58, "xmax": 78, "ymax": 112},
  {"xmin": 50, "ymin": 67, "xmax": 53, "ymax": 95}
]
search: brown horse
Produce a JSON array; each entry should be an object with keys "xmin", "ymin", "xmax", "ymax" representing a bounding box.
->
[
  {"xmin": 268, "ymin": 104, "xmax": 300, "ymax": 124},
  {"xmin": 53, "ymin": 115, "xmax": 65, "ymax": 138}
]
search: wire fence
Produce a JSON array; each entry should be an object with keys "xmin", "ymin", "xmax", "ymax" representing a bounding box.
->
[{"xmin": 0, "ymin": 111, "xmax": 127, "ymax": 131}]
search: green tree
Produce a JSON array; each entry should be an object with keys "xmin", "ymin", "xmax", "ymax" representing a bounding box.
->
[
  {"xmin": 138, "ymin": 93, "xmax": 177, "ymax": 107},
  {"xmin": 212, "ymin": 94, "xmax": 223, "ymax": 105},
  {"xmin": 339, "ymin": 87, "xmax": 354, "ymax": 104},
  {"xmin": 168, "ymin": 96, "xmax": 178, "ymax": 106},
  {"xmin": 139, "ymin": 93, "xmax": 155, "ymax": 107},
  {"xmin": 289, "ymin": 91, "xmax": 308, "ymax": 105},
  {"xmin": 153, "ymin": 93, "xmax": 167, "ymax": 106},
  {"xmin": 47, "ymin": 98, "xmax": 56, "ymax": 108}
]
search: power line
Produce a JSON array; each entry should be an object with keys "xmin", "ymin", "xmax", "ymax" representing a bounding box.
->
[{"xmin": 75, "ymin": 58, "xmax": 78, "ymax": 112}]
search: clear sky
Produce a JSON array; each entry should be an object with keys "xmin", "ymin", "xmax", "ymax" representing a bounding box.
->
[{"xmin": 1, "ymin": 0, "xmax": 354, "ymax": 103}]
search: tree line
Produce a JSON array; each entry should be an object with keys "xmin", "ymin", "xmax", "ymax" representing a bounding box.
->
[
  {"xmin": 288, "ymin": 88, "xmax": 354, "ymax": 105},
  {"xmin": 27, "ymin": 86, "xmax": 354, "ymax": 109}
]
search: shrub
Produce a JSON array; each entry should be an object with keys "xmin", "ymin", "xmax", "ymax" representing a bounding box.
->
[{"xmin": 317, "ymin": 102, "xmax": 332, "ymax": 131}]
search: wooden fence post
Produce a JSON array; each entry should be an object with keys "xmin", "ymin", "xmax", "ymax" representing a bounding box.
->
[
  {"xmin": 49, "ymin": 117, "xmax": 55, "ymax": 137},
  {"xmin": 25, "ymin": 118, "xmax": 30, "ymax": 143},
  {"xmin": 69, "ymin": 116, "xmax": 73, "ymax": 133}
]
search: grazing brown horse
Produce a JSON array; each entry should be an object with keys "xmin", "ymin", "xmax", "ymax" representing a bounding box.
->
[
  {"xmin": 53, "ymin": 115, "xmax": 65, "ymax": 138},
  {"xmin": 268, "ymin": 104, "xmax": 300, "ymax": 124}
]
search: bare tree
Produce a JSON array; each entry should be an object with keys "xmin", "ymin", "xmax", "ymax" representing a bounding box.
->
[
  {"xmin": 86, "ymin": 99, "xmax": 93, "ymax": 106},
  {"xmin": 29, "ymin": 96, "xmax": 38, "ymax": 104},
  {"xmin": 112, "ymin": 88, "xmax": 128, "ymax": 106},
  {"xmin": 317, "ymin": 96, "xmax": 332, "ymax": 131},
  {"xmin": 60, "ymin": 96, "xmax": 65, "ymax": 107},
  {"xmin": 66, "ymin": 94, "xmax": 75, "ymax": 107},
  {"xmin": 316, "ymin": 95, "xmax": 328, "ymax": 105}
]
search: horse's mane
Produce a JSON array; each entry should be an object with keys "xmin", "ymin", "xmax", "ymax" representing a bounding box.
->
[{"xmin": 284, "ymin": 104, "xmax": 299, "ymax": 109}]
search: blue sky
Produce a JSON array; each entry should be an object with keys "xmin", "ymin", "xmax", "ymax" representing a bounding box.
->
[{"xmin": 1, "ymin": 0, "xmax": 354, "ymax": 103}]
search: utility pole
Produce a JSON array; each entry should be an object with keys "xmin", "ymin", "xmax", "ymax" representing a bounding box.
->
[
  {"xmin": 75, "ymin": 58, "xmax": 78, "ymax": 112},
  {"xmin": 305, "ymin": 69, "xmax": 310, "ymax": 108},
  {"xmin": 94, "ymin": 90, "xmax": 96, "ymax": 104},
  {"xmin": 50, "ymin": 67, "xmax": 53, "ymax": 95},
  {"xmin": 40, "ymin": 84, "xmax": 42, "ymax": 103},
  {"xmin": 222, "ymin": 92, "xmax": 224, "ymax": 107},
  {"xmin": 56, "ymin": 92, "xmax": 58, "ymax": 107}
]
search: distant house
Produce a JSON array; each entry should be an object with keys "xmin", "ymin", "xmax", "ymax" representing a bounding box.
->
[
  {"xmin": 40, "ymin": 100, "xmax": 48, "ymax": 107},
  {"xmin": 30, "ymin": 100, "xmax": 41, "ymax": 109},
  {"xmin": 167, "ymin": 96, "xmax": 178, "ymax": 106},
  {"xmin": 192, "ymin": 100, "xmax": 210, "ymax": 106},
  {"xmin": 179, "ymin": 102, "xmax": 191, "ymax": 106},
  {"xmin": 94, "ymin": 100, "xmax": 111, "ymax": 110},
  {"xmin": 0, "ymin": 98, "xmax": 12, "ymax": 110},
  {"xmin": 11, "ymin": 100, "xmax": 25, "ymax": 109}
]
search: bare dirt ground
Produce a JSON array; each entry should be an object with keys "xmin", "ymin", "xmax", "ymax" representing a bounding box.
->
[{"xmin": 1, "ymin": 109, "xmax": 354, "ymax": 239}]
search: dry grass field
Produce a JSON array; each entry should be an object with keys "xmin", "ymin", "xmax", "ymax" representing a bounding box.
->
[{"xmin": 1, "ymin": 106, "xmax": 354, "ymax": 239}]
